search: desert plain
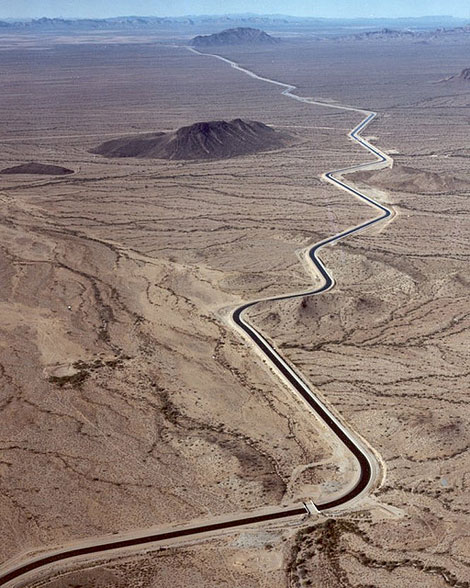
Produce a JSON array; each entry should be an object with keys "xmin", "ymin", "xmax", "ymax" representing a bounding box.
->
[{"xmin": 0, "ymin": 22, "xmax": 469, "ymax": 588}]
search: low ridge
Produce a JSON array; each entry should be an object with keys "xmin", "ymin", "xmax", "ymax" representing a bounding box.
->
[
  {"xmin": 443, "ymin": 66, "xmax": 470, "ymax": 83},
  {"xmin": 191, "ymin": 27, "xmax": 279, "ymax": 48},
  {"xmin": 0, "ymin": 162, "xmax": 74, "ymax": 175},
  {"xmin": 91, "ymin": 119, "xmax": 292, "ymax": 161},
  {"xmin": 336, "ymin": 25, "xmax": 470, "ymax": 43},
  {"xmin": 352, "ymin": 164, "xmax": 468, "ymax": 194},
  {"xmin": 345, "ymin": 28, "xmax": 416, "ymax": 41}
]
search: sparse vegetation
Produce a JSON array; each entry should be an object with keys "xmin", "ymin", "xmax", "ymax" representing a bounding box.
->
[
  {"xmin": 159, "ymin": 389, "xmax": 181, "ymax": 425},
  {"xmin": 48, "ymin": 370, "xmax": 89, "ymax": 388}
]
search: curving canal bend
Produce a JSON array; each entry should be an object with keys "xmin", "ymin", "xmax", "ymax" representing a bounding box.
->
[
  {"xmin": 0, "ymin": 48, "xmax": 394, "ymax": 586},
  {"xmin": 208, "ymin": 47, "xmax": 395, "ymax": 510}
]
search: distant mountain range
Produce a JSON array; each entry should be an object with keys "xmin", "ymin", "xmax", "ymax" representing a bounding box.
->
[
  {"xmin": 191, "ymin": 27, "xmax": 279, "ymax": 47},
  {"xmin": 0, "ymin": 16, "xmax": 180, "ymax": 29},
  {"xmin": 0, "ymin": 14, "xmax": 467, "ymax": 34}
]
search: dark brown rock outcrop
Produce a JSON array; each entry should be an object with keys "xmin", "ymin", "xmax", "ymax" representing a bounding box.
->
[{"xmin": 0, "ymin": 162, "xmax": 74, "ymax": 175}]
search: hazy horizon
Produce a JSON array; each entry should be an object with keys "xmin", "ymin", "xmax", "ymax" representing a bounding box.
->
[{"xmin": 1, "ymin": 1, "xmax": 469, "ymax": 20}]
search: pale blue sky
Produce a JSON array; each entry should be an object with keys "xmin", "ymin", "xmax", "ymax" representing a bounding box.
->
[{"xmin": 0, "ymin": 0, "xmax": 469, "ymax": 19}]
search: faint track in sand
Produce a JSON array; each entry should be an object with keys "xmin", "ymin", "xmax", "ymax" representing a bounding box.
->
[{"xmin": 0, "ymin": 47, "xmax": 395, "ymax": 587}]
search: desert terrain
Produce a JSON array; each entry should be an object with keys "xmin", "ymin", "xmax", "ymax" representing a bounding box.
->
[{"xmin": 0, "ymin": 21, "xmax": 469, "ymax": 588}]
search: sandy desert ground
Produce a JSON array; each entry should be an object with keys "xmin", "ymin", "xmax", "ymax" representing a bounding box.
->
[{"xmin": 0, "ymin": 28, "xmax": 469, "ymax": 587}]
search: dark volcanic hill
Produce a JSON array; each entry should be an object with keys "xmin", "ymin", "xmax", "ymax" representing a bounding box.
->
[
  {"xmin": 0, "ymin": 162, "xmax": 74, "ymax": 175},
  {"xmin": 191, "ymin": 27, "xmax": 279, "ymax": 48},
  {"xmin": 91, "ymin": 119, "xmax": 291, "ymax": 161}
]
